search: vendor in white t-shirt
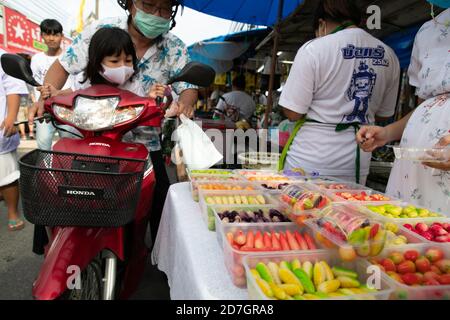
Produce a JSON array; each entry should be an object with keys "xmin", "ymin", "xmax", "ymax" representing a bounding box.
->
[
  {"xmin": 215, "ymin": 75, "xmax": 256, "ymax": 122},
  {"xmin": 278, "ymin": 0, "xmax": 400, "ymax": 184}
]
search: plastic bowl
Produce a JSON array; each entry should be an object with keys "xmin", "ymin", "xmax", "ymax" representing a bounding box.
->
[
  {"xmin": 198, "ymin": 190, "xmax": 280, "ymax": 231},
  {"xmin": 370, "ymin": 243, "xmax": 450, "ymax": 300},
  {"xmin": 360, "ymin": 202, "xmax": 447, "ymax": 221},
  {"xmin": 305, "ymin": 204, "xmax": 388, "ymax": 262},
  {"xmin": 222, "ymin": 224, "xmax": 325, "ymax": 288},
  {"xmin": 393, "ymin": 146, "xmax": 450, "ymax": 163},
  {"xmin": 243, "ymin": 251, "xmax": 394, "ymax": 300}
]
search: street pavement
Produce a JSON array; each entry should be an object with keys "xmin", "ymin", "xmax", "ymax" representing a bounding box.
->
[{"xmin": 0, "ymin": 139, "xmax": 170, "ymax": 300}]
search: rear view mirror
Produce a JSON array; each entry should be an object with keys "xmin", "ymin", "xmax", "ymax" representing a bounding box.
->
[
  {"xmin": 1, "ymin": 54, "xmax": 40, "ymax": 86},
  {"xmin": 168, "ymin": 62, "xmax": 215, "ymax": 87}
]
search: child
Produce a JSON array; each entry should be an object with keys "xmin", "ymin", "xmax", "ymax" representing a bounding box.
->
[
  {"xmin": 0, "ymin": 49, "xmax": 29, "ymax": 231},
  {"xmin": 41, "ymin": 27, "xmax": 167, "ymax": 99}
]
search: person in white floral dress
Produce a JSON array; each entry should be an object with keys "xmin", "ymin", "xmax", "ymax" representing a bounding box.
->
[
  {"xmin": 357, "ymin": 5, "xmax": 450, "ymax": 214},
  {"xmin": 30, "ymin": 0, "xmax": 197, "ymax": 251}
]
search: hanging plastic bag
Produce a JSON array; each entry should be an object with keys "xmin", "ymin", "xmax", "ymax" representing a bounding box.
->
[{"xmin": 173, "ymin": 114, "xmax": 223, "ymax": 170}]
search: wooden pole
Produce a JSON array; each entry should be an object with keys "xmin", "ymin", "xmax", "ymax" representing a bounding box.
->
[
  {"xmin": 95, "ymin": 0, "xmax": 100, "ymax": 19},
  {"xmin": 263, "ymin": 0, "xmax": 284, "ymax": 129}
]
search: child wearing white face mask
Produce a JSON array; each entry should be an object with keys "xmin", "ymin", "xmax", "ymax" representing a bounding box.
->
[{"xmin": 41, "ymin": 27, "xmax": 163, "ymax": 99}]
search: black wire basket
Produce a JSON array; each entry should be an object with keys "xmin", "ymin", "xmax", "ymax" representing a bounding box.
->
[{"xmin": 19, "ymin": 150, "xmax": 147, "ymax": 227}]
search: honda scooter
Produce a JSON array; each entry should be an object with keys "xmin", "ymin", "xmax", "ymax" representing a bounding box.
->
[{"xmin": 2, "ymin": 54, "xmax": 215, "ymax": 300}]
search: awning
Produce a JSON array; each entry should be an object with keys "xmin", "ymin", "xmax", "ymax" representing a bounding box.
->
[
  {"xmin": 180, "ymin": 0, "xmax": 304, "ymax": 26},
  {"xmin": 188, "ymin": 29, "xmax": 269, "ymax": 73}
]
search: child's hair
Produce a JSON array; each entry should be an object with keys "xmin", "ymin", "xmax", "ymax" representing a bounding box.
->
[{"xmin": 82, "ymin": 27, "xmax": 138, "ymax": 85}]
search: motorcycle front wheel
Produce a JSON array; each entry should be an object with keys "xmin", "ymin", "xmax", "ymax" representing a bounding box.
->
[{"xmin": 59, "ymin": 258, "xmax": 103, "ymax": 300}]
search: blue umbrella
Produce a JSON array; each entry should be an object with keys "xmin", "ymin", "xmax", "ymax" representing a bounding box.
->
[{"xmin": 180, "ymin": 0, "xmax": 304, "ymax": 26}]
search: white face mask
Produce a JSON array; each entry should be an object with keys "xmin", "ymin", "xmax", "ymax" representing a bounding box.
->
[{"xmin": 100, "ymin": 64, "xmax": 135, "ymax": 85}]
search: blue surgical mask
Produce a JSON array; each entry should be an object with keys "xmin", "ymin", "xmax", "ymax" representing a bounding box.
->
[
  {"xmin": 428, "ymin": 0, "xmax": 450, "ymax": 8},
  {"xmin": 133, "ymin": 4, "xmax": 171, "ymax": 39}
]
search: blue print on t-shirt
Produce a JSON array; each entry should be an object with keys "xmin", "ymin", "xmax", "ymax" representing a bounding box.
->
[{"xmin": 343, "ymin": 61, "xmax": 377, "ymax": 124}]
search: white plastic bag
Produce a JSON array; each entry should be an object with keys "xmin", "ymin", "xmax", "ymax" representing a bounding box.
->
[{"xmin": 173, "ymin": 114, "xmax": 223, "ymax": 170}]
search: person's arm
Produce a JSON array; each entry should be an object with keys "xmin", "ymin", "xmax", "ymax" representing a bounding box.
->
[
  {"xmin": 177, "ymin": 89, "xmax": 198, "ymax": 118},
  {"xmin": 1, "ymin": 70, "xmax": 28, "ymax": 136},
  {"xmin": 30, "ymin": 60, "xmax": 73, "ymax": 118},
  {"xmin": 43, "ymin": 60, "xmax": 70, "ymax": 93},
  {"xmin": 357, "ymin": 111, "xmax": 413, "ymax": 152},
  {"xmin": 282, "ymin": 107, "xmax": 305, "ymax": 122},
  {"xmin": 375, "ymin": 50, "xmax": 400, "ymax": 123},
  {"xmin": 0, "ymin": 94, "xmax": 21, "ymax": 137},
  {"xmin": 169, "ymin": 38, "xmax": 198, "ymax": 118},
  {"xmin": 423, "ymin": 135, "xmax": 450, "ymax": 171},
  {"xmin": 278, "ymin": 44, "xmax": 315, "ymax": 121}
]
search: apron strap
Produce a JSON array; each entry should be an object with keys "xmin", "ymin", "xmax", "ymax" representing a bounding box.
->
[
  {"xmin": 278, "ymin": 119, "xmax": 362, "ymax": 184},
  {"xmin": 278, "ymin": 118, "xmax": 318, "ymax": 171},
  {"xmin": 336, "ymin": 122, "xmax": 361, "ymax": 184}
]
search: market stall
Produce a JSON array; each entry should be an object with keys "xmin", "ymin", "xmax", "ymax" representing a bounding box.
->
[{"xmin": 152, "ymin": 169, "xmax": 450, "ymax": 300}]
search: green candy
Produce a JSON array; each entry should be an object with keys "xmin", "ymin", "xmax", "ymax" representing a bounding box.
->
[
  {"xmin": 256, "ymin": 263, "xmax": 274, "ymax": 284},
  {"xmin": 332, "ymin": 266, "xmax": 358, "ymax": 279},
  {"xmin": 293, "ymin": 268, "xmax": 316, "ymax": 294}
]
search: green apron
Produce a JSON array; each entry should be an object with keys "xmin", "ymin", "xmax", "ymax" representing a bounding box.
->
[{"xmin": 278, "ymin": 119, "xmax": 362, "ymax": 184}]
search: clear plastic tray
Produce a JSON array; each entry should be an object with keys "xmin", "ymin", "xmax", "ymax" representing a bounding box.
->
[
  {"xmin": 398, "ymin": 219, "xmax": 450, "ymax": 244},
  {"xmin": 188, "ymin": 168, "xmax": 234, "ymax": 178},
  {"xmin": 326, "ymin": 189, "xmax": 400, "ymax": 206},
  {"xmin": 360, "ymin": 202, "xmax": 448, "ymax": 221},
  {"xmin": 393, "ymin": 146, "xmax": 450, "ymax": 163},
  {"xmin": 214, "ymin": 204, "xmax": 293, "ymax": 248},
  {"xmin": 307, "ymin": 181, "xmax": 368, "ymax": 192},
  {"xmin": 384, "ymin": 222, "xmax": 427, "ymax": 247},
  {"xmin": 239, "ymin": 172, "xmax": 291, "ymax": 182},
  {"xmin": 233, "ymin": 169, "xmax": 278, "ymax": 177},
  {"xmin": 304, "ymin": 204, "xmax": 388, "ymax": 261},
  {"xmin": 248, "ymin": 180, "xmax": 304, "ymax": 191},
  {"xmin": 278, "ymin": 185, "xmax": 333, "ymax": 227},
  {"xmin": 191, "ymin": 180, "xmax": 258, "ymax": 202},
  {"xmin": 198, "ymin": 190, "xmax": 280, "ymax": 231},
  {"xmin": 243, "ymin": 251, "xmax": 394, "ymax": 300},
  {"xmin": 372, "ymin": 243, "xmax": 450, "ymax": 300},
  {"xmin": 222, "ymin": 224, "xmax": 325, "ymax": 288}
]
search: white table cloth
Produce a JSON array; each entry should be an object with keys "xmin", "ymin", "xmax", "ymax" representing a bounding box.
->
[{"xmin": 151, "ymin": 182, "xmax": 247, "ymax": 300}]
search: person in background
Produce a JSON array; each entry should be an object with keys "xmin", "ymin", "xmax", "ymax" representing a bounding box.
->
[
  {"xmin": 30, "ymin": 19, "xmax": 76, "ymax": 150},
  {"xmin": 214, "ymin": 74, "xmax": 256, "ymax": 122},
  {"xmin": 253, "ymin": 89, "xmax": 267, "ymax": 106},
  {"xmin": 357, "ymin": 1, "xmax": 450, "ymax": 214},
  {"xmin": 278, "ymin": 0, "xmax": 400, "ymax": 183},
  {"xmin": 35, "ymin": 0, "xmax": 198, "ymax": 246},
  {"xmin": 0, "ymin": 49, "xmax": 29, "ymax": 231},
  {"xmin": 16, "ymin": 54, "xmax": 36, "ymax": 140},
  {"xmin": 17, "ymin": 84, "xmax": 35, "ymax": 140}
]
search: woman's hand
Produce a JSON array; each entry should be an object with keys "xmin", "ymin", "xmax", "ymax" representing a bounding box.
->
[
  {"xmin": 423, "ymin": 135, "xmax": 450, "ymax": 171},
  {"xmin": 38, "ymin": 84, "xmax": 60, "ymax": 100},
  {"xmin": 356, "ymin": 126, "xmax": 390, "ymax": 152},
  {"xmin": 148, "ymin": 84, "xmax": 168, "ymax": 100},
  {"xmin": 0, "ymin": 116, "xmax": 17, "ymax": 137}
]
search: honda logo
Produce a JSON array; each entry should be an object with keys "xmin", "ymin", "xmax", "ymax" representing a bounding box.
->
[
  {"xmin": 66, "ymin": 190, "xmax": 96, "ymax": 196},
  {"xmin": 58, "ymin": 186, "xmax": 104, "ymax": 200}
]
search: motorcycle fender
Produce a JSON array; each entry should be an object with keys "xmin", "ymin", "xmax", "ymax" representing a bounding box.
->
[{"xmin": 32, "ymin": 227, "xmax": 125, "ymax": 300}]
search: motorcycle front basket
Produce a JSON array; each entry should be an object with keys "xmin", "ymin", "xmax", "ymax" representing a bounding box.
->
[{"xmin": 19, "ymin": 149, "xmax": 147, "ymax": 227}]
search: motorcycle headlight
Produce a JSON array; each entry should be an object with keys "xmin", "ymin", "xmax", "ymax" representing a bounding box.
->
[{"xmin": 53, "ymin": 96, "xmax": 144, "ymax": 131}]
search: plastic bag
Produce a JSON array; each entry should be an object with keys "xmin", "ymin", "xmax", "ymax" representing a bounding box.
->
[{"xmin": 173, "ymin": 114, "xmax": 223, "ymax": 170}]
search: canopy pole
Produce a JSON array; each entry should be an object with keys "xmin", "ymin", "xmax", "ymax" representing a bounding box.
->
[{"xmin": 263, "ymin": 0, "xmax": 284, "ymax": 130}]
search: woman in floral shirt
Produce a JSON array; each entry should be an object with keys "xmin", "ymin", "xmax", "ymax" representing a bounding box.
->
[
  {"xmin": 32, "ymin": 0, "xmax": 197, "ymax": 247},
  {"xmin": 358, "ymin": 4, "xmax": 450, "ymax": 214}
]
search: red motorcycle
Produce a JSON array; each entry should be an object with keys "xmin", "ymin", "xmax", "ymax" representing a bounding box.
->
[{"xmin": 2, "ymin": 54, "xmax": 214, "ymax": 300}]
